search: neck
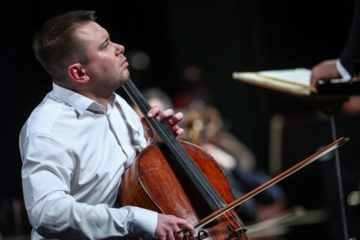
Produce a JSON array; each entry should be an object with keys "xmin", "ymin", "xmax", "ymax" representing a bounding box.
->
[
  {"xmin": 74, "ymin": 87, "xmax": 113, "ymax": 111},
  {"xmin": 89, "ymin": 93, "xmax": 113, "ymax": 111}
]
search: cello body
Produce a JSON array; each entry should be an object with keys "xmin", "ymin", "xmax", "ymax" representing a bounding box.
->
[{"xmin": 118, "ymin": 141, "xmax": 248, "ymax": 240}]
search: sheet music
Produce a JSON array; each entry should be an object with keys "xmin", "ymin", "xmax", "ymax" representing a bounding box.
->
[
  {"xmin": 257, "ymin": 68, "xmax": 311, "ymax": 86},
  {"xmin": 233, "ymin": 67, "xmax": 351, "ymax": 96}
]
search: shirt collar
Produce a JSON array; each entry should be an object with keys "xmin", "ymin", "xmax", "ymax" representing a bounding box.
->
[{"xmin": 52, "ymin": 83, "xmax": 116, "ymax": 115}]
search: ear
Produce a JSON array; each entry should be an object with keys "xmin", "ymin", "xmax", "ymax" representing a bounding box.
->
[{"xmin": 68, "ymin": 63, "xmax": 89, "ymax": 84}]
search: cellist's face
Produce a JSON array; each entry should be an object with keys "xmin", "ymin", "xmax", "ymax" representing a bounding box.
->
[{"xmin": 77, "ymin": 21, "xmax": 130, "ymax": 94}]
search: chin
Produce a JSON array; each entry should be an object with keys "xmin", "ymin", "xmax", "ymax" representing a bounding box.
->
[{"xmin": 118, "ymin": 75, "xmax": 129, "ymax": 87}]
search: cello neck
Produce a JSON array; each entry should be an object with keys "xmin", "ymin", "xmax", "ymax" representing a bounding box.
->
[{"xmin": 123, "ymin": 78, "xmax": 175, "ymax": 143}]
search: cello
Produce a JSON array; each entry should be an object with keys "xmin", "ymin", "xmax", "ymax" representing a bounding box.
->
[
  {"xmin": 118, "ymin": 78, "xmax": 249, "ymax": 240},
  {"xmin": 118, "ymin": 78, "xmax": 348, "ymax": 240}
]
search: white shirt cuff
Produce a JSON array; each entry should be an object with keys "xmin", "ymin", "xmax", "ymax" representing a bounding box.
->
[
  {"xmin": 129, "ymin": 207, "xmax": 158, "ymax": 239},
  {"xmin": 337, "ymin": 59, "xmax": 352, "ymax": 81}
]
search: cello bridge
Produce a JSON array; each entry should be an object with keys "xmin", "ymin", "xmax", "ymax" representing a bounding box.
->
[{"xmin": 224, "ymin": 227, "xmax": 247, "ymax": 240}]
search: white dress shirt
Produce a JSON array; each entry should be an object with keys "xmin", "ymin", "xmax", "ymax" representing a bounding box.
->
[{"xmin": 19, "ymin": 83, "xmax": 157, "ymax": 240}]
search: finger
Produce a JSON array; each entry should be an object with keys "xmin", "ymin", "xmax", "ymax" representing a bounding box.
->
[
  {"xmin": 161, "ymin": 226, "xmax": 175, "ymax": 240},
  {"xmin": 157, "ymin": 109, "xmax": 174, "ymax": 121},
  {"xmin": 175, "ymin": 229, "xmax": 184, "ymax": 240},
  {"xmin": 141, "ymin": 117, "xmax": 154, "ymax": 139},
  {"xmin": 179, "ymin": 221, "xmax": 195, "ymax": 238},
  {"xmin": 175, "ymin": 128, "xmax": 184, "ymax": 137},
  {"xmin": 163, "ymin": 112, "xmax": 183, "ymax": 127},
  {"xmin": 147, "ymin": 106, "xmax": 161, "ymax": 118},
  {"xmin": 171, "ymin": 112, "xmax": 183, "ymax": 124},
  {"xmin": 141, "ymin": 117, "xmax": 151, "ymax": 131},
  {"xmin": 310, "ymin": 76, "xmax": 317, "ymax": 87},
  {"xmin": 167, "ymin": 230, "xmax": 176, "ymax": 240}
]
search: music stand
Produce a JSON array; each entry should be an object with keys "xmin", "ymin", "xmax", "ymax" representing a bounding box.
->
[{"xmin": 233, "ymin": 71, "xmax": 360, "ymax": 240}]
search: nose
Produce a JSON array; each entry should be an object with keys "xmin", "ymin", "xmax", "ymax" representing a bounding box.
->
[{"xmin": 115, "ymin": 44, "xmax": 125, "ymax": 56}]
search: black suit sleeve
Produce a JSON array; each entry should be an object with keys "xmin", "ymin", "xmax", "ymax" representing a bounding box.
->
[{"xmin": 339, "ymin": 0, "xmax": 360, "ymax": 77}]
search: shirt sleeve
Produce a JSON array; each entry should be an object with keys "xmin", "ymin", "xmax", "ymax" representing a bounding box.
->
[
  {"xmin": 20, "ymin": 133, "xmax": 158, "ymax": 239},
  {"xmin": 337, "ymin": 59, "xmax": 352, "ymax": 81}
]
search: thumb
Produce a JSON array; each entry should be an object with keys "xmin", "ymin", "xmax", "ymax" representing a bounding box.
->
[{"xmin": 141, "ymin": 117, "xmax": 154, "ymax": 139}]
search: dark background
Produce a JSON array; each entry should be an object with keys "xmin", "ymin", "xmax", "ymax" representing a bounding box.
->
[{"xmin": 1, "ymin": 0, "xmax": 359, "ymax": 239}]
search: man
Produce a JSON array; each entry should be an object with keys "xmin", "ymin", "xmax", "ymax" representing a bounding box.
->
[{"xmin": 20, "ymin": 10, "xmax": 194, "ymax": 240}]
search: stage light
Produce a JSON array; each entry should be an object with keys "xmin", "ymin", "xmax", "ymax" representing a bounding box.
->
[{"xmin": 347, "ymin": 190, "xmax": 360, "ymax": 206}]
